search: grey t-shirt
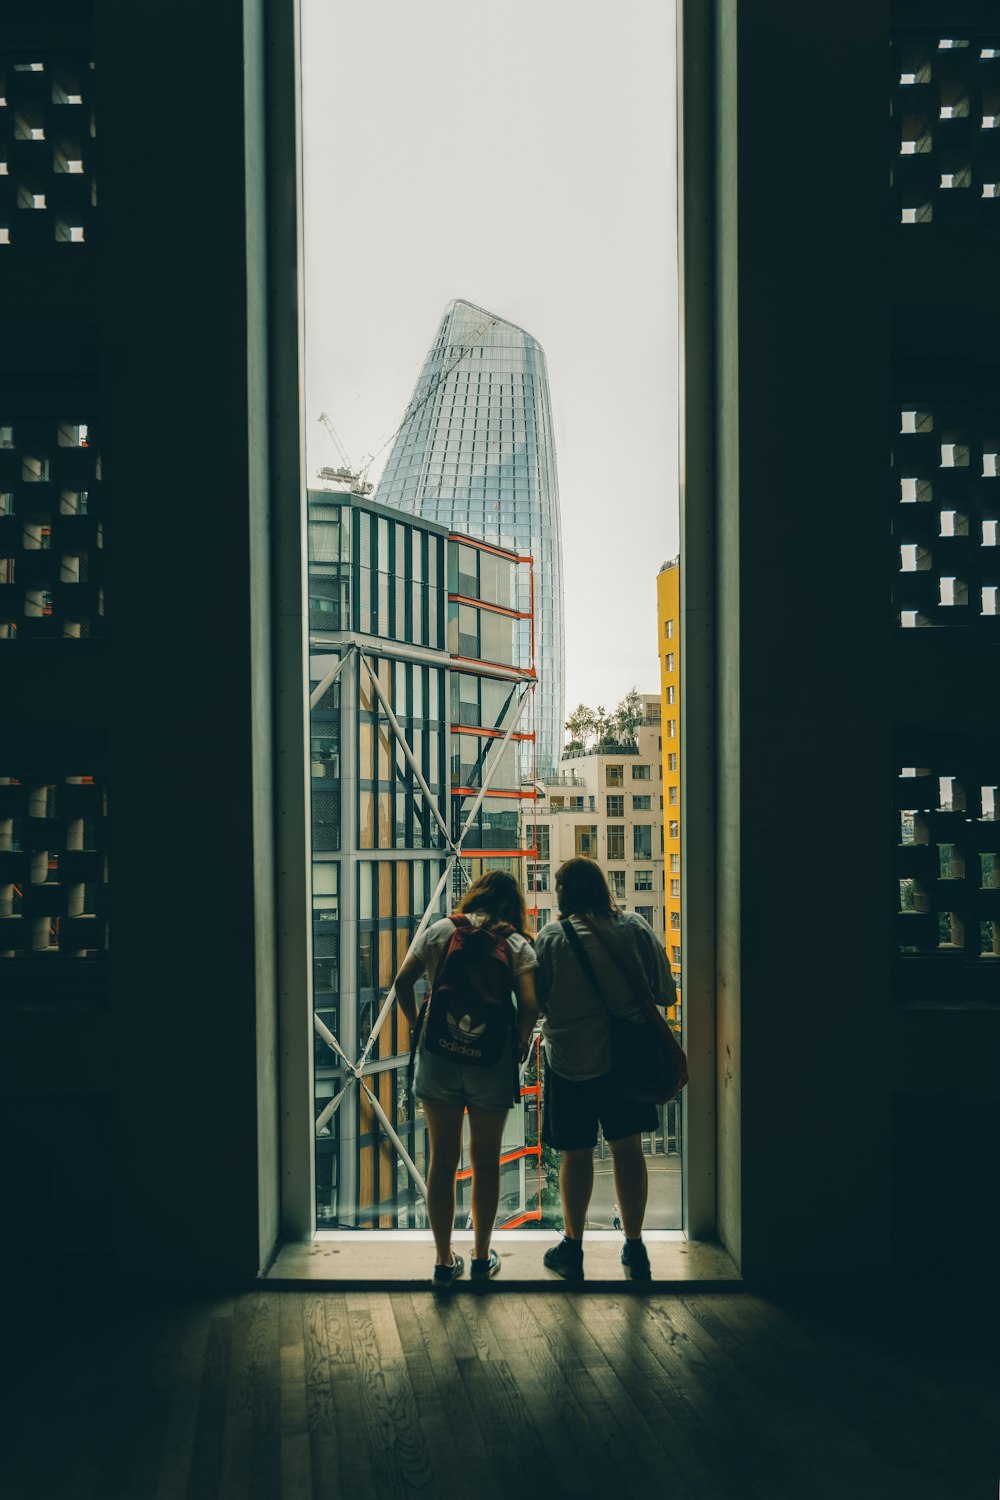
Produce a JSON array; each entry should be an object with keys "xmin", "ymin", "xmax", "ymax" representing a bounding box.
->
[{"xmin": 533, "ymin": 911, "xmax": 677, "ymax": 1081}]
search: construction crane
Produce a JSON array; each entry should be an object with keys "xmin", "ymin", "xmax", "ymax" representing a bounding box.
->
[
  {"xmin": 316, "ymin": 411, "xmax": 373, "ymax": 495},
  {"xmin": 316, "ymin": 312, "xmax": 498, "ymax": 497}
]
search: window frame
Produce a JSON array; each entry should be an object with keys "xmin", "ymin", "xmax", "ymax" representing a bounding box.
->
[{"xmin": 274, "ymin": 0, "xmax": 717, "ymax": 1252}]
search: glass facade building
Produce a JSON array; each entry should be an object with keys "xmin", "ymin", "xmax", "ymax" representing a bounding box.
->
[
  {"xmin": 308, "ymin": 486, "xmax": 540, "ymax": 1230},
  {"xmin": 375, "ymin": 299, "xmax": 565, "ymax": 776}
]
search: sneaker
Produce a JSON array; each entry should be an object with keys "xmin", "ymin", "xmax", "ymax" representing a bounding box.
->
[
  {"xmin": 543, "ymin": 1236, "xmax": 584, "ymax": 1281},
  {"xmin": 432, "ymin": 1253, "xmax": 465, "ymax": 1288},
  {"xmin": 469, "ymin": 1249, "xmax": 501, "ymax": 1281},
  {"xmin": 621, "ymin": 1239, "xmax": 652, "ymax": 1282}
]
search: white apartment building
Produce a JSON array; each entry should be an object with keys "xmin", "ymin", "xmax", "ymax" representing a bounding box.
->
[{"xmin": 525, "ymin": 695, "xmax": 666, "ymax": 939}]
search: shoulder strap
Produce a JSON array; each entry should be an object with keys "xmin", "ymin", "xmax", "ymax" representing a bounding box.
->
[
  {"xmin": 585, "ymin": 918, "xmax": 660, "ymax": 1016},
  {"xmin": 429, "ymin": 915, "xmax": 463, "ymax": 988},
  {"xmin": 560, "ymin": 918, "xmax": 610, "ymax": 1014}
]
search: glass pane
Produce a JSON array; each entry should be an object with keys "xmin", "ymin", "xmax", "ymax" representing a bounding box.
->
[{"xmin": 301, "ymin": 0, "xmax": 679, "ymax": 1233}]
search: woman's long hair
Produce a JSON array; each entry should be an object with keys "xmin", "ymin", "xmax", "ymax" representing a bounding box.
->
[
  {"xmin": 555, "ymin": 857, "xmax": 617, "ymax": 918},
  {"xmin": 455, "ymin": 869, "xmax": 531, "ymax": 938}
]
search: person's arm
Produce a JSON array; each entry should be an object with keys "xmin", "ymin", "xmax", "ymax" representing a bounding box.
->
[
  {"xmin": 393, "ymin": 949, "xmax": 425, "ymax": 1029},
  {"xmin": 641, "ymin": 924, "xmax": 677, "ymax": 1009},
  {"xmin": 532, "ymin": 931, "xmax": 551, "ymax": 1014},
  {"xmin": 513, "ymin": 967, "xmax": 539, "ymax": 1061}
]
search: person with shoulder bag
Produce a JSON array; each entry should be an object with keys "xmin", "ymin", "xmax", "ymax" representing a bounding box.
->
[
  {"xmin": 533, "ymin": 857, "xmax": 686, "ymax": 1283},
  {"xmin": 394, "ymin": 870, "xmax": 538, "ymax": 1288}
]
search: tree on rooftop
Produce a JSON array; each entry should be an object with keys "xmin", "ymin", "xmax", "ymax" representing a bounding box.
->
[
  {"xmin": 565, "ymin": 689, "xmax": 644, "ymax": 750},
  {"xmin": 614, "ymin": 687, "xmax": 643, "ymax": 744},
  {"xmin": 565, "ymin": 703, "xmax": 597, "ymax": 749}
]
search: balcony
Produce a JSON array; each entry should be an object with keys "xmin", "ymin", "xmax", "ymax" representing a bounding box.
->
[{"xmin": 562, "ymin": 739, "xmax": 640, "ymax": 760}]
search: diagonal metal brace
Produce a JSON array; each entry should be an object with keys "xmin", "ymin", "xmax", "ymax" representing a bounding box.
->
[
  {"xmin": 309, "ymin": 647, "xmax": 354, "ymax": 710},
  {"xmin": 357, "ymin": 649, "xmax": 458, "ymax": 856},
  {"xmin": 313, "ymin": 678, "xmax": 535, "ymax": 1136}
]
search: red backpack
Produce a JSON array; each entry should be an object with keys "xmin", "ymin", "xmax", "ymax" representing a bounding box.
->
[{"xmin": 415, "ymin": 915, "xmax": 516, "ymax": 1069}]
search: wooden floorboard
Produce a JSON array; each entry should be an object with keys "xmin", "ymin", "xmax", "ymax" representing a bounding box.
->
[{"xmin": 1, "ymin": 1286, "xmax": 996, "ymax": 1499}]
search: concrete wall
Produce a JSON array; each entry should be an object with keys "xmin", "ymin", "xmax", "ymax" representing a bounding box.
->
[
  {"xmin": 0, "ymin": 0, "xmax": 286, "ymax": 1289},
  {"xmin": 690, "ymin": 0, "xmax": 1000, "ymax": 1280}
]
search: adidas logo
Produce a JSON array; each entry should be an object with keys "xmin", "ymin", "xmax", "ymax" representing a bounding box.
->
[{"xmin": 447, "ymin": 1011, "xmax": 487, "ymax": 1038}]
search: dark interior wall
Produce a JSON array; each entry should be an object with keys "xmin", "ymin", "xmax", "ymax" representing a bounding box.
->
[
  {"xmin": 705, "ymin": 0, "xmax": 1000, "ymax": 1280},
  {"xmin": 0, "ymin": 0, "xmax": 280, "ymax": 1288},
  {"xmin": 725, "ymin": 0, "xmax": 894, "ymax": 1279}
]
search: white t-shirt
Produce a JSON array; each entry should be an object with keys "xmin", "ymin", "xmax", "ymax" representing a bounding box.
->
[{"xmin": 410, "ymin": 912, "xmax": 538, "ymax": 985}]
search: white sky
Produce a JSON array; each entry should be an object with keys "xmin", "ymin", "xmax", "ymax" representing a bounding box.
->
[{"xmin": 301, "ymin": 0, "xmax": 679, "ymax": 716}]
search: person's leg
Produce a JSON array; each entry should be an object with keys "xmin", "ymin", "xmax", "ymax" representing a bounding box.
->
[
  {"xmin": 608, "ymin": 1132, "xmax": 648, "ymax": 1239},
  {"xmin": 421, "ymin": 1101, "xmax": 466, "ymax": 1265},
  {"xmin": 560, "ymin": 1147, "xmax": 595, "ymax": 1239},
  {"xmin": 466, "ymin": 1106, "xmax": 508, "ymax": 1259}
]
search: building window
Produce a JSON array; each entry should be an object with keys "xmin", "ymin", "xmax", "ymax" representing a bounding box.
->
[
  {"xmin": 670, "ymin": 854, "xmax": 679, "ymax": 872},
  {"xmin": 671, "ymin": 946, "xmax": 681, "ymax": 965},
  {"xmin": 670, "ymin": 878, "xmax": 680, "ymax": 897},
  {"xmin": 606, "ymin": 794, "xmax": 624, "ymax": 816},
  {"xmin": 609, "ymin": 869, "xmax": 626, "ymax": 900},
  {"xmin": 667, "ymin": 653, "xmax": 675, "ymax": 671},
  {"xmin": 668, "ymin": 786, "xmax": 678, "ymax": 805},
  {"xmin": 664, "ymin": 619, "xmax": 674, "ymax": 638},
  {"xmin": 528, "ymin": 863, "xmax": 550, "ymax": 893},
  {"xmin": 667, "ymin": 720, "xmax": 676, "ymax": 738},
  {"xmin": 549, "ymin": 795, "xmax": 564, "ymax": 810},
  {"xmin": 526, "ymin": 823, "xmax": 550, "ymax": 860},
  {"xmin": 634, "ymin": 869, "xmax": 653, "ymax": 891},
  {"xmin": 0, "ymin": 771, "xmax": 110, "ymax": 957},
  {"xmin": 669, "ymin": 820, "xmax": 679, "ymax": 839},
  {"xmin": 569, "ymin": 795, "xmax": 585, "ymax": 811},
  {"xmin": 537, "ymin": 908, "xmax": 550, "ymax": 928},
  {"xmin": 606, "ymin": 765, "xmax": 624, "ymax": 787},
  {"xmin": 632, "ymin": 764, "xmax": 651, "ymax": 781},
  {"xmin": 632, "ymin": 794, "xmax": 651, "ymax": 810},
  {"xmin": 666, "ymin": 686, "xmax": 676, "ymax": 704},
  {"xmin": 607, "ymin": 824, "xmax": 626, "ymax": 860},
  {"xmin": 668, "ymin": 753, "xmax": 678, "ymax": 771},
  {"xmin": 575, "ymin": 824, "xmax": 598, "ymax": 857},
  {"xmin": 636, "ymin": 905, "xmax": 655, "ymax": 926},
  {"xmin": 633, "ymin": 824, "xmax": 652, "ymax": 859},
  {"xmin": 670, "ymin": 911, "xmax": 681, "ymax": 930}
]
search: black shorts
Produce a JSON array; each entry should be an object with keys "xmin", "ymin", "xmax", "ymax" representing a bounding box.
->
[{"xmin": 542, "ymin": 1064, "xmax": 658, "ymax": 1151}]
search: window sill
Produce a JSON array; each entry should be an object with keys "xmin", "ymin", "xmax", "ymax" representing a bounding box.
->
[{"xmin": 263, "ymin": 1231, "xmax": 739, "ymax": 1288}]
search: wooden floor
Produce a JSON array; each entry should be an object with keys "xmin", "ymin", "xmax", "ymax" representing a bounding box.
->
[{"xmin": 3, "ymin": 1285, "xmax": 996, "ymax": 1498}]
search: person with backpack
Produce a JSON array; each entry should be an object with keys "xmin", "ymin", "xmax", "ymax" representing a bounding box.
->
[
  {"xmin": 393, "ymin": 870, "xmax": 538, "ymax": 1287},
  {"xmin": 534, "ymin": 856, "xmax": 680, "ymax": 1283}
]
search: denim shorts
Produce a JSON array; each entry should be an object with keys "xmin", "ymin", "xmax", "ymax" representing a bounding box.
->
[{"xmin": 414, "ymin": 1037, "xmax": 515, "ymax": 1113}]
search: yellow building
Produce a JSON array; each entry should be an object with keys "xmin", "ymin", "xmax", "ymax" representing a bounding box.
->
[{"xmin": 657, "ymin": 557, "xmax": 681, "ymax": 1022}]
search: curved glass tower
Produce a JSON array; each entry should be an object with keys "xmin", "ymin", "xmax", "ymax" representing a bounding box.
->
[{"xmin": 375, "ymin": 300, "xmax": 565, "ymax": 776}]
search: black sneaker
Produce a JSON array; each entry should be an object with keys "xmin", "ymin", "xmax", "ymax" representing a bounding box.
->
[
  {"xmin": 469, "ymin": 1249, "xmax": 501, "ymax": 1282},
  {"xmin": 621, "ymin": 1239, "xmax": 652, "ymax": 1282},
  {"xmin": 543, "ymin": 1236, "xmax": 584, "ymax": 1281},
  {"xmin": 432, "ymin": 1253, "xmax": 465, "ymax": 1288}
]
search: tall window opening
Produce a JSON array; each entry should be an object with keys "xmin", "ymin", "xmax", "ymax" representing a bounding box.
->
[{"xmin": 300, "ymin": 0, "xmax": 680, "ymax": 1233}]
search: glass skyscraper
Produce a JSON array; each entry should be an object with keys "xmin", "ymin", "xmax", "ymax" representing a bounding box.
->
[{"xmin": 375, "ymin": 300, "xmax": 565, "ymax": 776}]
